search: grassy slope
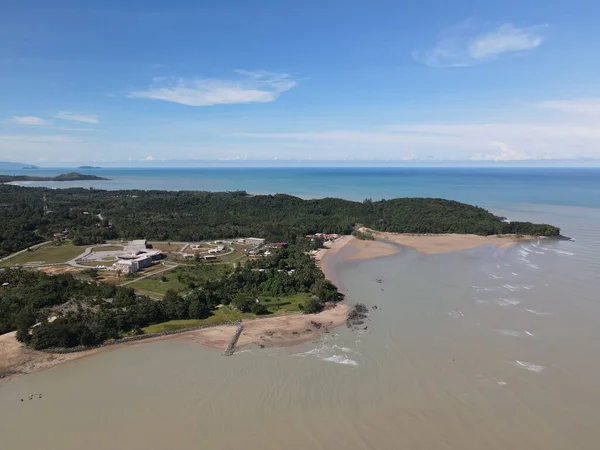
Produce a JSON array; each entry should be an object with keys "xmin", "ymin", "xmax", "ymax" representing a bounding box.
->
[{"xmin": 1, "ymin": 242, "xmax": 84, "ymax": 267}]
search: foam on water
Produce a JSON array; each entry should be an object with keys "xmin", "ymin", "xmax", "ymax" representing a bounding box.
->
[
  {"xmin": 511, "ymin": 360, "xmax": 546, "ymax": 373},
  {"xmin": 496, "ymin": 298, "xmax": 520, "ymax": 307},
  {"xmin": 525, "ymin": 308, "xmax": 552, "ymax": 316},
  {"xmin": 497, "ymin": 329, "xmax": 534, "ymax": 338},
  {"xmin": 323, "ymin": 355, "xmax": 359, "ymax": 366}
]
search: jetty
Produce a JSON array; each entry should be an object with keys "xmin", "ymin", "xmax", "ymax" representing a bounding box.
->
[{"xmin": 223, "ymin": 324, "xmax": 244, "ymax": 356}]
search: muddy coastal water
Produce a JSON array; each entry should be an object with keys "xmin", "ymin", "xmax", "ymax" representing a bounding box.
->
[{"xmin": 1, "ymin": 203, "xmax": 600, "ymax": 449}]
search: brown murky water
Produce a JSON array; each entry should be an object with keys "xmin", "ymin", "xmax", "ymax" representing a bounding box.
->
[{"xmin": 1, "ymin": 204, "xmax": 600, "ymax": 449}]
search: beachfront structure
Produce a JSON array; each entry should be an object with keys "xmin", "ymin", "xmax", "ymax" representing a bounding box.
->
[{"xmin": 245, "ymin": 237, "xmax": 266, "ymax": 246}]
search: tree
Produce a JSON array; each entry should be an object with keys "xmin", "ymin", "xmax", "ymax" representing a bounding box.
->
[
  {"xmin": 233, "ymin": 295, "xmax": 253, "ymax": 313},
  {"xmin": 250, "ymin": 303, "xmax": 269, "ymax": 315},
  {"xmin": 303, "ymin": 296, "xmax": 322, "ymax": 314}
]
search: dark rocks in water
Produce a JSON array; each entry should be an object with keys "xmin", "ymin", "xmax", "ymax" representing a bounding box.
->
[
  {"xmin": 310, "ymin": 321, "xmax": 323, "ymax": 329},
  {"xmin": 364, "ymin": 326, "xmax": 368, "ymax": 330},
  {"xmin": 347, "ymin": 303, "xmax": 369, "ymax": 329},
  {"xmin": 259, "ymin": 344, "xmax": 265, "ymax": 349},
  {"xmin": 380, "ymin": 288, "xmax": 384, "ymax": 291},
  {"xmin": 376, "ymin": 278, "xmax": 383, "ymax": 284},
  {"xmin": 372, "ymin": 305, "xmax": 378, "ymax": 310}
]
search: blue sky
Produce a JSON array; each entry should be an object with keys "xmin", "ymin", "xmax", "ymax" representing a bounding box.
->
[{"xmin": 1, "ymin": 0, "xmax": 600, "ymax": 164}]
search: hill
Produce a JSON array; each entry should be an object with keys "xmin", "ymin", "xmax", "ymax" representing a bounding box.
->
[{"xmin": 0, "ymin": 172, "xmax": 109, "ymax": 184}]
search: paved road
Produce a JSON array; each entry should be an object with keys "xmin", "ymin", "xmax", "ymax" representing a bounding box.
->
[{"xmin": 0, "ymin": 241, "xmax": 52, "ymax": 264}]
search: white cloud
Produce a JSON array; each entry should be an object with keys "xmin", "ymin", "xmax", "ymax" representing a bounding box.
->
[
  {"xmin": 414, "ymin": 21, "xmax": 546, "ymax": 67},
  {"xmin": 470, "ymin": 142, "xmax": 532, "ymax": 161},
  {"xmin": 241, "ymin": 98, "xmax": 600, "ymax": 161},
  {"xmin": 145, "ymin": 155, "xmax": 156, "ymax": 161},
  {"xmin": 56, "ymin": 111, "xmax": 99, "ymax": 124},
  {"xmin": 130, "ymin": 71, "xmax": 297, "ymax": 106},
  {"xmin": 11, "ymin": 116, "xmax": 49, "ymax": 126},
  {"xmin": 539, "ymin": 99, "xmax": 600, "ymax": 117}
]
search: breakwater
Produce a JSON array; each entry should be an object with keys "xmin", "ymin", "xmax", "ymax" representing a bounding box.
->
[
  {"xmin": 223, "ymin": 324, "xmax": 244, "ymax": 356},
  {"xmin": 42, "ymin": 320, "xmax": 243, "ymax": 354}
]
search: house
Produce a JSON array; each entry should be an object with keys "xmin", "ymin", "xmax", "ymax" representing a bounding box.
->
[
  {"xmin": 190, "ymin": 244, "xmax": 202, "ymax": 250},
  {"xmin": 245, "ymin": 237, "xmax": 265, "ymax": 246},
  {"xmin": 208, "ymin": 245, "xmax": 225, "ymax": 254},
  {"xmin": 203, "ymin": 255, "xmax": 217, "ymax": 261}
]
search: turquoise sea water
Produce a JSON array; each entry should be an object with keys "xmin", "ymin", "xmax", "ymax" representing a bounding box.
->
[{"xmin": 7, "ymin": 167, "xmax": 600, "ymax": 209}]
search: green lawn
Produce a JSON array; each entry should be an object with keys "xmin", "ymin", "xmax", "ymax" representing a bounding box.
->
[
  {"xmin": 141, "ymin": 293, "xmax": 312, "ymax": 334},
  {"xmin": 1, "ymin": 242, "xmax": 85, "ymax": 267},
  {"xmin": 128, "ymin": 264, "xmax": 231, "ymax": 297}
]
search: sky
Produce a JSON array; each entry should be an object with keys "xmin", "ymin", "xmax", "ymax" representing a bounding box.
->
[{"xmin": 1, "ymin": 0, "xmax": 600, "ymax": 165}]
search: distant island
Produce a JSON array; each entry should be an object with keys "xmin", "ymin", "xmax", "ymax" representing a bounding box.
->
[
  {"xmin": 0, "ymin": 161, "xmax": 39, "ymax": 170},
  {"xmin": 77, "ymin": 166, "xmax": 102, "ymax": 169},
  {"xmin": 0, "ymin": 172, "xmax": 110, "ymax": 184}
]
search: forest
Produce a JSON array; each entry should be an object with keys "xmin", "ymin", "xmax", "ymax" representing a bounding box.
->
[
  {"xmin": 0, "ymin": 185, "xmax": 561, "ymax": 258},
  {"xmin": 0, "ymin": 243, "xmax": 341, "ymax": 350}
]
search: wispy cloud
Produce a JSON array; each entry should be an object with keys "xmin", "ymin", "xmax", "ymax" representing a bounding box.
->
[
  {"xmin": 414, "ymin": 21, "xmax": 546, "ymax": 67},
  {"xmin": 11, "ymin": 116, "xmax": 49, "ymax": 126},
  {"xmin": 56, "ymin": 111, "xmax": 99, "ymax": 124},
  {"xmin": 130, "ymin": 70, "xmax": 297, "ymax": 107},
  {"xmin": 241, "ymin": 98, "xmax": 600, "ymax": 160},
  {"xmin": 0, "ymin": 134, "xmax": 81, "ymax": 143},
  {"xmin": 538, "ymin": 98, "xmax": 600, "ymax": 117}
]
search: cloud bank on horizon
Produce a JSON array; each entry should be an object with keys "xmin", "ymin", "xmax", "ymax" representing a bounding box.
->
[{"xmin": 1, "ymin": 1, "xmax": 599, "ymax": 164}]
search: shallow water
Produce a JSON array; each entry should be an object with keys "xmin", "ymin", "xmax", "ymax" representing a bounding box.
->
[{"xmin": 1, "ymin": 203, "xmax": 599, "ymax": 449}]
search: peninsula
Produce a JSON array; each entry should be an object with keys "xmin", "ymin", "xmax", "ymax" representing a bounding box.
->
[
  {"xmin": 0, "ymin": 172, "xmax": 109, "ymax": 184},
  {"xmin": 0, "ymin": 185, "xmax": 563, "ymax": 379}
]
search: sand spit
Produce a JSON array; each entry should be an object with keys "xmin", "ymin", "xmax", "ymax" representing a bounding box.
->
[{"xmin": 360, "ymin": 228, "xmax": 529, "ymax": 255}]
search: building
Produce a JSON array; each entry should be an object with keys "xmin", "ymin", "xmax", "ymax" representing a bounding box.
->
[
  {"xmin": 114, "ymin": 259, "xmax": 139, "ymax": 274},
  {"xmin": 208, "ymin": 245, "xmax": 225, "ymax": 254},
  {"xmin": 203, "ymin": 255, "xmax": 217, "ymax": 261},
  {"xmin": 245, "ymin": 237, "xmax": 265, "ymax": 246}
]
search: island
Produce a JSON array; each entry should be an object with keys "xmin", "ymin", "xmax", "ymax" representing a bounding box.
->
[
  {"xmin": 77, "ymin": 165, "xmax": 102, "ymax": 169},
  {"xmin": 0, "ymin": 185, "xmax": 563, "ymax": 378},
  {"xmin": 0, "ymin": 172, "xmax": 110, "ymax": 184}
]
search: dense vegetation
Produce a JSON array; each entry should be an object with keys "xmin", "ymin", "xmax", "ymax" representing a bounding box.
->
[
  {"xmin": 0, "ymin": 243, "xmax": 341, "ymax": 350},
  {"xmin": 0, "ymin": 172, "xmax": 108, "ymax": 183},
  {"xmin": 0, "ymin": 185, "xmax": 560, "ymax": 258}
]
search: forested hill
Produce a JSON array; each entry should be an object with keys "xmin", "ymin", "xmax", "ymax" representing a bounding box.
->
[
  {"xmin": 0, "ymin": 172, "xmax": 109, "ymax": 183},
  {"xmin": 0, "ymin": 185, "xmax": 560, "ymax": 257}
]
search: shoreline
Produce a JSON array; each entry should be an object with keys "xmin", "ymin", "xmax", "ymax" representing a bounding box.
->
[{"xmin": 0, "ymin": 230, "xmax": 537, "ymax": 383}]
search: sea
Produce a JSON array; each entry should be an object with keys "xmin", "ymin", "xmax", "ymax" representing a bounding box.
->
[{"xmin": 1, "ymin": 167, "xmax": 600, "ymax": 449}]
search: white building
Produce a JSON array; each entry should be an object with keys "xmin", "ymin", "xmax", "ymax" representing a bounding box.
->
[
  {"xmin": 245, "ymin": 237, "xmax": 265, "ymax": 246},
  {"xmin": 114, "ymin": 259, "xmax": 139, "ymax": 274}
]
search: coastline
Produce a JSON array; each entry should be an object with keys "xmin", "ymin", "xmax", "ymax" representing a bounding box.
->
[{"xmin": 0, "ymin": 230, "xmax": 532, "ymax": 382}]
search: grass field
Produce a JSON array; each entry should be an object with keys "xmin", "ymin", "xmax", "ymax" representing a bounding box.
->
[
  {"xmin": 150, "ymin": 242, "xmax": 185, "ymax": 253},
  {"xmin": 127, "ymin": 263, "xmax": 231, "ymax": 297},
  {"xmin": 141, "ymin": 293, "xmax": 311, "ymax": 334},
  {"xmin": 1, "ymin": 242, "xmax": 84, "ymax": 267}
]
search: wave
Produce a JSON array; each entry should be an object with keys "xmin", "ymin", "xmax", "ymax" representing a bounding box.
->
[
  {"xmin": 496, "ymin": 298, "xmax": 520, "ymax": 307},
  {"xmin": 511, "ymin": 360, "xmax": 545, "ymax": 373},
  {"xmin": 323, "ymin": 355, "xmax": 359, "ymax": 366},
  {"xmin": 525, "ymin": 308, "xmax": 552, "ymax": 317},
  {"xmin": 497, "ymin": 329, "xmax": 534, "ymax": 337}
]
